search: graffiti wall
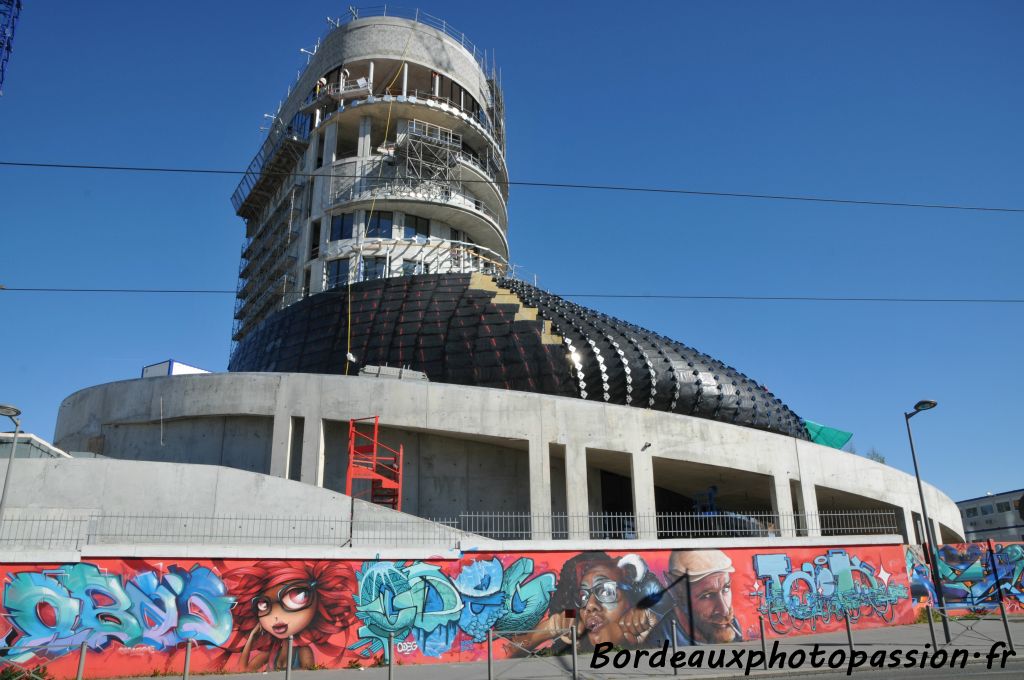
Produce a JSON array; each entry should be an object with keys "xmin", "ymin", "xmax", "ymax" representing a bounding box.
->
[
  {"xmin": 904, "ymin": 542, "xmax": 1024, "ymax": 616},
  {"xmin": 0, "ymin": 545, "xmax": 916, "ymax": 678}
]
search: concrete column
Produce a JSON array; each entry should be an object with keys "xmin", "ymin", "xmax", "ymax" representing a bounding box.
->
[
  {"xmin": 323, "ymin": 121, "xmax": 339, "ymax": 165},
  {"xmin": 357, "ymin": 116, "xmax": 372, "ymax": 157},
  {"xmin": 929, "ymin": 518, "xmax": 942, "ymax": 546},
  {"xmin": 565, "ymin": 443, "xmax": 589, "ymax": 539},
  {"xmin": 528, "ymin": 437, "xmax": 552, "ymax": 540},
  {"xmin": 300, "ymin": 412, "xmax": 325, "ymax": 488},
  {"xmin": 356, "ymin": 116, "xmax": 372, "ymax": 198},
  {"xmin": 769, "ymin": 474, "xmax": 796, "ymax": 538},
  {"xmin": 309, "ymin": 259, "xmax": 325, "ymax": 294},
  {"xmin": 269, "ymin": 412, "xmax": 292, "ymax": 478},
  {"xmin": 794, "ymin": 479, "xmax": 821, "ymax": 537},
  {"xmin": 630, "ymin": 451, "xmax": 657, "ymax": 539},
  {"xmin": 900, "ymin": 507, "xmax": 917, "ymax": 544}
]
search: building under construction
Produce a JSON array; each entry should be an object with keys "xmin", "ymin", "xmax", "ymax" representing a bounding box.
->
[{"xmin": 50, "ymin": 8, "xmax": 964, "ymax": 547}]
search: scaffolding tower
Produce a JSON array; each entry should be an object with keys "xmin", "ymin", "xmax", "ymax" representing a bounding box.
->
[
  {"xmin": 0, "ymin": 0, "xmax": 22, "ymax": 95},
  {"xmin": 395, "ymin": 119, "xmax": 462, "ymax": 200},
  {"xmin": 232, "ymin": 182, "xmax": 305, "ymax": 343}
]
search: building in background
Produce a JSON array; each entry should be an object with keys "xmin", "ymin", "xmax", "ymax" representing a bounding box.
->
[{"xmin": 958, "ymin": 488, "xmax": 1024, "ymax": 542}]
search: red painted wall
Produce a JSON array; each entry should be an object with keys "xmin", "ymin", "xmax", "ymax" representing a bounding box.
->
[{"xmin": 0, "ymin": 544, "xmax": 924, "ymax": 678}]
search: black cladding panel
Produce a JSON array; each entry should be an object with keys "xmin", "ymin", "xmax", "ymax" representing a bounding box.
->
[{"xmin": 228, "ymin": 274, "xmax": 807, "ymax": 439}]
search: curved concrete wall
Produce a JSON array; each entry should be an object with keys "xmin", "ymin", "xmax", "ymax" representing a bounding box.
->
[
  {"xmin": 281, "ymin": 17, "xmax": 494, "ymax": 136},
  {"xmin": 55, "ymin": 373, "xmax": 965, "ymax": 543}
]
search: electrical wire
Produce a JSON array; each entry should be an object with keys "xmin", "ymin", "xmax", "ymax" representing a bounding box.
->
[
  {"xmin": 2, "ymin": 287, "xmax": 1021, "ymax": 304},
  {"xmin": 1, "ymin": 160, "xmax": 1022, "ymax": 213}
]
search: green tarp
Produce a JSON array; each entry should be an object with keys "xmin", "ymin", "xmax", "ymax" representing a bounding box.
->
[{"xmin": 805, "ymin": 420, "xmax": 853, "ymax": 449}]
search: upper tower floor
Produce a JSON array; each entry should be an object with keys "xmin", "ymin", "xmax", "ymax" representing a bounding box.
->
[{"xmin": 230, "ymin": 8, "xmax": 509, "ymax": 345}]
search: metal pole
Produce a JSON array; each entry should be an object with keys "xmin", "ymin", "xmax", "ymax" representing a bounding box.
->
[
  {"xmin": 670, "ymin": 619, "xmax": 679, "ymax": 676},
  {"xmin": 388, "ymin": 632, "xmax": 394, "ymax": 680},
  {"xmin": 685, "ymin": 576, "xmax": 696, "ymax": 645},
  {"xmin": 905, "ymin": 413, "xmax": 952, "ymax": 644},
  {"xmin": 183, "ymin": 639, "xmax": 192, "ymax": 680},
  {"xmin": 285, "ymin": 635, "xmax": 293, "ymax": 680},
  {"xmin": 486, "ymin": 629, "xmax": 493, "ymax": 680},
  {"xmin": 75, "ymin": 641, "xmax": 87, "ymax": 680},
  {"xmin": 987, "ymin": 539, "xmax": 1015, "ymax": 653},
  {"xmin": 844, "ymin": 612, "xmax": 855, "ymax": 658},
  {"xmin": 926, "ymin": 605, "xmax": 937, "ymax": 649},
  {"xmin": 759, "ymin": 616, "xmax": 768, "ymax": 670},
  {"xmin": 0, "ymin": 416, "xmax": 21, "ymax": 526},
  {"xmin": 570, "ymin": 625, "xmax": 578, "ymax": 680}
]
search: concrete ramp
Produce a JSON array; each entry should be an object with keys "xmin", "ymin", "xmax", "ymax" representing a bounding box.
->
[{"xmin": 0, "ymin": 458, "xmax": 486, "ymax": 553}]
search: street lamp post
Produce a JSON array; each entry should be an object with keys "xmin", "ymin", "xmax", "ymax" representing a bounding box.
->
[
  {"xmin": 904, "ymin": 399, "xmax": 951, "ymax": 644},
  {"xmin": 0, "ymin": 404, "xmax": 22, "ymax": 528}
]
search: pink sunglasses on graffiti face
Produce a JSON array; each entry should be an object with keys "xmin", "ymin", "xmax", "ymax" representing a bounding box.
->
[{"xmin": 252, "ymin": 580, "xmax": 318, "ymax": 617}]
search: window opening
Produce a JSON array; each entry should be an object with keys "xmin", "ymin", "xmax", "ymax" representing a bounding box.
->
[
  {"xmin": 330, "ymin": 212, "xmax": 355, "ymax": 241},
  {"xmin": 327, "ymin": 258, "xmax": 349, "ymax": 289},
  {"xmin": 363, "ymin": 256, "xmax": 388, "ymax": 280},
  {"xmin": 366, "ymin": 211, "xmax": 393, "ymax": 238},
  {"xmin": 309, "ymin": 220, "xmax": 321, "ymax": 260},
  {"xmin": 403, "ymin": 214, "xmax": 430, "ymax": 239}
]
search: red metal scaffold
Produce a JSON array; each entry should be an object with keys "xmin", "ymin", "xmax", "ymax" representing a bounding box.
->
[{"xmin": 345, "ymin": 416, "xmax": 404, "ymax": 510}]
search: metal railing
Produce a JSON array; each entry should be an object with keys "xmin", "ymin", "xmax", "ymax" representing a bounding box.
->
[
  {"xmin": 456, "ymin": 510, "xmax": 901, "ymax": 541},
  {"xmin": 231, "ymin": 111, "xmax": 311, "ymax": 215},
  {"xmin": 323, "ymin": 238, "xmax": 509, "ymax": 286},
  {"xmin": 336, "ymin": 6, "xmax": 498, "ymax": 75},
  {"xmin": 0, "ymin": 509, "xmax": 900, "ymax": 550},
  {"xmin": 0, "ymin": 512, "xmax": 464, "ymax": 550},
  {"xmin": 0, "ymin": 511, "xmax": 91, "ymax": 549},
  {"xmin": 328, "ymin": 164, "xmax": 502, "ymax": 226}
]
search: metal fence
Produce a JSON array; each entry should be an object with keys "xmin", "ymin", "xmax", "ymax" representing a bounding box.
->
[
  {"xmin": 0, "ymin": 511, "xmax": 92, "ymax": 549},
  {"xmin": 0, "ymin": 512, "xmax": 464, "ymax": 551},
  {"xmin": 456, "ymin": 510, "xmax": 901, "ymax": 541},
  {"xmin": 0, "ymin": 509, "xmax": 900, "ymax": 550}
]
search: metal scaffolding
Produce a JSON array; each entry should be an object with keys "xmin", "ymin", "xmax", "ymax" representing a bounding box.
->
[
  {"xmin": 232, "ymin": 181, "xmax": 306, "ymax": 342},
  {"xmin": 0, "ymin": 0, "xmax": 22, "ymax": 95},
  {"xmin": 396, "ymin": 118, "xmax": 462, "ymax": 199}
]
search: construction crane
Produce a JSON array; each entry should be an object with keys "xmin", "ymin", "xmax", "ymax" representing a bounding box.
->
[{"xmin": 0, "ymin": 0, "xmax": 22, "ymax": 95}]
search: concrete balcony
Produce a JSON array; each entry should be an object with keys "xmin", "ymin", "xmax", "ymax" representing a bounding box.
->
[{"xmin": 326, "ymin": 159, "xmax": 508, "ymax": 256}]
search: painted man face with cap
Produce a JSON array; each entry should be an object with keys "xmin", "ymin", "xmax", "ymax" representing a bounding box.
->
[{"xmin": 668, "ymin": 549, "xmax": 741, "ymax": 644}]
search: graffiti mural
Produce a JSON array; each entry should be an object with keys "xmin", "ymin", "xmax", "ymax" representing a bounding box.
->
[
  {"xmin": 1, "ymin": 563, "xmax": 232, "ymax": 663},
  {"xmin": 2, "ymin": 545, "xmax": 921, "ymax": 679},
  {"xmin": 904, "ymin": 542, "xmax": 1024, "ymax": 615},
  {"xmin": 749, "ymin": 548, "xmax": 908, "ymax": 634}
]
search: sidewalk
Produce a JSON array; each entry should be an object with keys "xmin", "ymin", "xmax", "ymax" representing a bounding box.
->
[{"xmin": 117, "ymin": 619, "xmax": 1022, "ymax": 680}]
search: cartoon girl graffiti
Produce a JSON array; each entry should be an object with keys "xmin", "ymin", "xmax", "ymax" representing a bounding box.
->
[{"xmin": 223, "ymin": 560, "xmax": 355, "ymax": 670}]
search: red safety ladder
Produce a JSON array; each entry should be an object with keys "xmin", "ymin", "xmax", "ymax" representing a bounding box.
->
[{"xmin": 345, "ymin": 416, "xmax": 404, "ymax": 511}]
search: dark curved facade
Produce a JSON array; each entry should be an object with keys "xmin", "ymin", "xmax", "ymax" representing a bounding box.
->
[{"xmin": 229, "ymin": 273, "xmax": 807, "ymax": 439}]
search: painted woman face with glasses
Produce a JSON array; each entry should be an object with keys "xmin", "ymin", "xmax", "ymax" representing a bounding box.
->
[
  {"xmin": 252, "ymin": 579, "xmax": 318, "ymax": 639},
  {"xmin": 576, "ymin": 564, "xmax": 632, "ymax": 648}
]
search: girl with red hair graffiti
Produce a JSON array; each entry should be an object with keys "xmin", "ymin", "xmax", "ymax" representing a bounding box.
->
[{"xmin": 223, "ymin": 560, "xmax": 355, "ymax": 670}]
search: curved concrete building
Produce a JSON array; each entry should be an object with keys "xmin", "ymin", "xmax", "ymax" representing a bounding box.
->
[
  {"xmin": 54, "ymin": 373, "xmax": 964, "ymax": 543},
  {"xmin": 52, "ymin": 8, "xmax": 965, "ymax": 545}
]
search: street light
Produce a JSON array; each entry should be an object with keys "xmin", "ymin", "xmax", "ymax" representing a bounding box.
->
[
  {"xmin": 0, "ymin": 403, "xmax": 22, "ymax": 527},
  {"xmin": 904, "ymin": 398, "xmax": 951, "ymax": 643}
]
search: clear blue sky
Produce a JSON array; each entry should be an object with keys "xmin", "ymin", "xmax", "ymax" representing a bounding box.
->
[{"xmin": 1, "ymin": 1, "xmax": 1021, "ymax": 502}]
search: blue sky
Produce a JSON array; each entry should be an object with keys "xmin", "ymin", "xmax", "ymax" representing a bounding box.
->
[{"xmin": 1, "ymin": 1, "xmax": 1021, "ymax": 502}]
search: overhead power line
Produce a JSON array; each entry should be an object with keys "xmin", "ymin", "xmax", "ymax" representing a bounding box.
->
[
  {"xmin": 2, "ymin": 287, "xmax": 1022, "ymax": 304},
  {"xmin": 1, "ymin": 160, "xmax": 1022, "ymax": 213}
]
